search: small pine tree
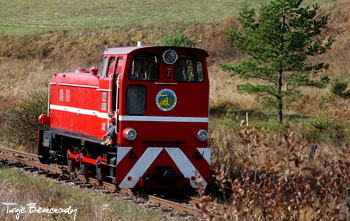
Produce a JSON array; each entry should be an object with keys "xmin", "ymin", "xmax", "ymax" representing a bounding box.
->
[
  {"xmin": 331, "ymin": 80, "xmax": 350, "ymax": 98},
  {"xmin": 221, "ymin": 0, "xmax": 334, "ymax": 122}
]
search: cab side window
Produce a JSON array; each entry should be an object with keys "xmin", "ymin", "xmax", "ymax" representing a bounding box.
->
[
  {"xmin": 115, "ymin": 57, "xmax": 124, "ymax": 75},
  {"xmin": 106, "ymin": 57, "xmax": 116, "ymax": 77},
  {"xmin": 126, "ymin": 85, "xmax": 146, "ymax": 115},
  {"xmin": 100, "ymin": 56, "xmax": 109, "ymax": 79},
  {"xmin": 174, "ymin": 56, "xmax": 204, "ymax": 82},
  {"xmin": 128, "ymin": 54, "xmax": 159, "ymax": 81},
  {"xmin": 101, "ymin": 56, "xmax": 117, "ymax": 79}
]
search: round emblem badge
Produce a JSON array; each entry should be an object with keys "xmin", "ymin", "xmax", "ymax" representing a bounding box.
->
[{"xmin": 156, "ymin": 89, "xmax": 177, "ymax": 111}]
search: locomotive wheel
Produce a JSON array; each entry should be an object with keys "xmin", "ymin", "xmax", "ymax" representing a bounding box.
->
[
  {"xmin": 79, "ymin": 155, "xmax": 89, "ymax": 176},
  {"xmin": 38, "ymin": 147, "xmax": 51, "ymax": 164},
  {"xmin": 67, "ymin": 152, "xmax": 76, "ymax": 172},
  {"xmin": 95, "ymin": 158, "xmax": 105, "ymax": 182},
  {"xmin": 38, "ymin": 155, "xmax": 51, "ymax": 165}
]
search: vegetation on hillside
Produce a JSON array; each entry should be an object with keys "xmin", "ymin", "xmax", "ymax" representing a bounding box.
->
[
  {"xmin": 159, "ymin": 31, "xmax": 195, "ymax": 47},
  {"xmin": 331, "ymin": 80, "xmax": 350, "ymax": 98},
  {"xmin": 2, "ymin": 91, "xmax": 48, "ymax": 152}
]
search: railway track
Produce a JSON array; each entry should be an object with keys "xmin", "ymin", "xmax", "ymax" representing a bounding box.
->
[
  {"xmin": 0, "ymin": 146, "xmax": 40, "ymax": 161},
  {"xmin": 0, "ymin": 146, "xmax": 205, "ymax": 217}
]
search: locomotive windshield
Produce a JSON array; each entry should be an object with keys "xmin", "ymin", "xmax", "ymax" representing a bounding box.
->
[
  {"xmin": 128, "ymin": 54, "xmax": 159, "ymax": 81},
  {"xmin": 174, "ymin": 55, "xmax": 204, "ymax": 82}
]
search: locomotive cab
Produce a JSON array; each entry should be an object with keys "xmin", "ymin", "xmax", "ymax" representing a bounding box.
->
[{"xmin": 38, "ymin": 44, "xmax": 210, "ymax": 189}]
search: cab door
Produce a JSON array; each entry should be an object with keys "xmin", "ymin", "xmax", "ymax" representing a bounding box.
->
[
  {"xmin": 98, "ymin": 56, "xmax": 116, "ymax": 138},
  {"xmin": 111, "ymin": 56, "xmax": 125, "ymax": 141}
]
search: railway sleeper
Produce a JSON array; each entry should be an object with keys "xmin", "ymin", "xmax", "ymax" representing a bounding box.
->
[
  {"xmin": 24, "ymin": 167, "xmax": 39, "ymax": 172},
  {"xmin": 45, "ymin": 173, "xmax": 60, "ymax": 178}
]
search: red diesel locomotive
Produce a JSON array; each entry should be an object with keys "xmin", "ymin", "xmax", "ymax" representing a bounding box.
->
[{"xmin": 38, "ymin": 42, "xmax": 210, "ymax": 189}]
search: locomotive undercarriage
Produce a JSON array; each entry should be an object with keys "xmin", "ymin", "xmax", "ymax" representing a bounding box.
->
[
  {"xmin": 38, "ymin": 129, "xmax": 118, "ymax": 183},
  {"xmin": 38, "ymin": 130, "xmax": 190, "ymax": 188}
]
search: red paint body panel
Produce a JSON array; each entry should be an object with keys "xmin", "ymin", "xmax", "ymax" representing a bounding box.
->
[{"xmin": 49, "ymin": 72, "xmax": 110, "ymax": 139}]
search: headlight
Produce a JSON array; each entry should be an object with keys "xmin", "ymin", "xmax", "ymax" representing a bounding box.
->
[
  {"xmin": 162, "ymin": 49, "xmax": 178, "ymax": 65},
  {"xmin": 197, "ymin": 129, "xmax": 208, "ymax": 141},
  {"xmin": 123, "ymin": 128, "xmax": 137, "ymax": 141}
]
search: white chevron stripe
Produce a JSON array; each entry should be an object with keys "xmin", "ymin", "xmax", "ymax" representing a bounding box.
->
[
  {"xmin": 165, "ymin": 147, "xmax": 207, "ymax": 188},
  {"xmin": 196, "ymin": 148, "xmax": 211, "ymax": 165},
  {"xmin": 119, "ymin": 147, "xmax": 163, "ymax": 188},
  {"xmin": 117, "ymin": 147, "xmax": 132, "ymax": 165}
]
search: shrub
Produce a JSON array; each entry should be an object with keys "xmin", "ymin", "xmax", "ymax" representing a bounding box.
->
[
  {"xmin": 312, "ymin": 118, "xmax": 331, "ymax": 131},
  {"xmin": 3, "ymin": 90, "xmax": 48, "ymax": 152},
  {"xmin": 197, "ymin": 123, "xmax": 350, "ymax": 220},
  {"xmin": 160, "ymin": 31, "xmax": 194, "ymax": 47},
  {"xmin": 331, "ymin": 80, "xmax": 350, "ymax": 98}
]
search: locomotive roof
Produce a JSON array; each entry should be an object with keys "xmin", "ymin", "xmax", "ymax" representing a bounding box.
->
[
  {"xmin": 104, "ymin": 46, "xmax": 209, "ymax": 57},
  {"xmin": 52, "ymin": 72, "xmax": 99, "ymax": 86}
]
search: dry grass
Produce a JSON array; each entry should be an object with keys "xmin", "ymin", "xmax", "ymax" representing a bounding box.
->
[
  {"xmin": 0, "ymin": 166, "xmax": 163, "ymax": 220},
  {"xmin": 209, "ymin": 63, "xmax": 255, "ymax": 110}
]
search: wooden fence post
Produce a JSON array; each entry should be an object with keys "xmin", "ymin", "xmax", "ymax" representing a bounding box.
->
[{"xmin": 307, "ymin": 144, "xmax": 318, "ymax": 168}]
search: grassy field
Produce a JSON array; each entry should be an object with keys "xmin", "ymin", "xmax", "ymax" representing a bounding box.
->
[
  {"xmin": 0, "ymin": 0, "xmax": 339, "ymax": 34},
  {"xmin": 0, "ymin": 0, "xmax": 255, "ymax": 34}
]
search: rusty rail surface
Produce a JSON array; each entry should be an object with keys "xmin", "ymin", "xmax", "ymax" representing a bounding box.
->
[
  {"xmin": 0, "ymin": 153, "xmax": 64, "ymax": 175},
  {"xmin": 147, "ymin": 194, "xmax": 201, "ymax": 215},
  {"xmin": 0, "ymin": 146, "xmax": 38, "ymax": 161}
]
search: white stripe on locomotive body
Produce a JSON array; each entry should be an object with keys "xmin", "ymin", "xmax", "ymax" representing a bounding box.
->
[
  {"xmin": 119, "ymin": 115, "xmax": 209, "ymax": 123},
  {"xmin": 196, "ymin": 148, "xmax": 211, "ymax": 165},
  {"xmin": 50, "ymin": 105, "xmax": 109, "ymax": 119},
  {"xmin": 57, "ymin": 83, "xmax": 99, "ymax": 89},
  {"xmin": 119, "ymin": 147, "xmax": 163, "ymax": 188},
  {"xmin": 165, "ymin": 148, "xmax": 207, "ymax": 188},
  {"xmin": 50, "ymin": 105, "xmax": 208, "ymax": 123},
  {"xmin": 117, "ymin": 147, "xmax": 132, "ymax": 164}
]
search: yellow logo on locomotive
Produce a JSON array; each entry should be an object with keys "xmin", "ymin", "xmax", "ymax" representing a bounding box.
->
[{"xmin": 156, "ymin": 89, "xmax": 177, "ymax": 111}]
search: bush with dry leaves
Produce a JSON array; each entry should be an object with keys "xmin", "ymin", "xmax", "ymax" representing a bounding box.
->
[{"xmin": 198, "ymin": 121, "xmax": 350, "ymax": 220}]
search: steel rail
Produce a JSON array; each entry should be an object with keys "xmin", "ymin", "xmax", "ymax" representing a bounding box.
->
[
  {"xmin": 147, "ymin": 194, "xmax": 201, "ymax": 215},
  {"xmin": 0, "ymin": 153, "xmax": 64, "ymax": 175},
  {"xmin": 0, "ymin": 147, "xmax": 38, "ymax": 161}
]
